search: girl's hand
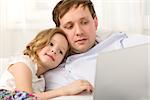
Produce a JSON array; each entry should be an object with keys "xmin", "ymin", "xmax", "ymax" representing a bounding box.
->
[{"xmin": 60, "ymin": 80, "xmax": 93, "ymax": 95}]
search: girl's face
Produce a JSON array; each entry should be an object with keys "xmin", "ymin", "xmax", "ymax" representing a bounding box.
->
[{"xmin": 38, "ymin": 33, "xmax": 68, "ymax": 71}]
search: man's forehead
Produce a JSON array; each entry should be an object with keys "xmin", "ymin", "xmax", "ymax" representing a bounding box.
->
[{"xmin": 59, "ymin": 5, "xmax": 90, "ymax": 22}]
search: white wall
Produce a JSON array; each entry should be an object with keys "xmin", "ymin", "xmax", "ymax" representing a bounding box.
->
[
  {"xmin": 95, "ymin": 0, "xmax": 148, "ymax": 34},
  {"xmin": 0, "ymin": 0, "xmax": 149, "ymax": 57},
  {"xmin": 0, "ymin": 0, "xmax": 58, "ymax": 57}
]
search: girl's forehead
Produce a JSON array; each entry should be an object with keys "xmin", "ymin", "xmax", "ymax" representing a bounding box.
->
[{"xmin": 51, "ymin": 34, "xmax": 68, "ymax": 46}]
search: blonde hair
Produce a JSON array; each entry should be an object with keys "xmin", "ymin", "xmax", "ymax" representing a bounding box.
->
[{"xmin": 23, "ymin": 27, "xmax": 69, "ymax": 63}]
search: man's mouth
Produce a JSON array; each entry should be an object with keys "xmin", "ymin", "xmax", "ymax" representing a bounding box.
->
[{"xmin": 75, "ymin": 38, "xmax": 87, "ymax": 44}]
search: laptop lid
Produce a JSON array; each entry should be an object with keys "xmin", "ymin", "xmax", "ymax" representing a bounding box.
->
[{"xmin": 94, "ymin": 43, "xmax": 149, "ymax": 100}]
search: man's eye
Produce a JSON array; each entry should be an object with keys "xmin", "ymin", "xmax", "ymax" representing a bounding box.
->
[
  {"xmin": 49, "ymin": 43, "xmax": 53, "ymax": 46},
  {"xmin": 64, "ymin": 25, "xmax": 73, "ymax": 29},
  {"xmin": 81, "ymin": 21, "xmax": 88, "ymax": 25}
]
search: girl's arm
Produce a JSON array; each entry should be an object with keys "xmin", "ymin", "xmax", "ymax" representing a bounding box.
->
[
  {"xmin": 34, "ymin": 80, "xmax": 93, "ymax": 100},
  {"xmin": 8, "ymin": 62, "xmax": 33, "ymax": 93}
]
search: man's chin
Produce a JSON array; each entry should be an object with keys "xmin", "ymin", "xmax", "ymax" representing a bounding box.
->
[{"xmin": 72, "ymin": 46, "xmax": 90, "ymax": 54}]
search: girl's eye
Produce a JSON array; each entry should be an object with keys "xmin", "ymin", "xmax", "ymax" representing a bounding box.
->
[
  {"xmin": 49, "ymin": 42, "xmax": 53, "ymax": 46},
  {"xmin": 59, "ymin": 50, "xmax": 63, "ymax": 55}
]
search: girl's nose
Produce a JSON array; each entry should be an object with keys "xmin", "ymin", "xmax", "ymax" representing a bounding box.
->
[{"xmin": 51, "ymin": 49, "xmax": 56, "ymax": 54}]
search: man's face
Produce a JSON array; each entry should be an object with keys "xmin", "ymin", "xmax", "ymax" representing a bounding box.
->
[{"xmin": 59, "ymin": 5, "xmax": 98, "ymax": 53}]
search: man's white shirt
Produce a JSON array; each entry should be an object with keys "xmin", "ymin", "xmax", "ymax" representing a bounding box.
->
[{"xmin": 44, "ymin": 32, "xmax": 150, "ymax": 90}]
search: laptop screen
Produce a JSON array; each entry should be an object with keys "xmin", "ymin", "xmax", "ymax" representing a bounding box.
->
[{"xmin": 94, "ymin": 43, "xmax": 149, "ymax": 100}]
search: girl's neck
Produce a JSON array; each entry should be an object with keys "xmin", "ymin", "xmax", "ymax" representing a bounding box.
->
[{"xmin": 36, "ymin": 63, "xmax": 45, "ymax": 77}]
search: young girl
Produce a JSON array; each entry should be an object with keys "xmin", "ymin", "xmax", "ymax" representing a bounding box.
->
[{"xmin": 0, "ymin": 28, "xmax": 93, "ymax": 100}]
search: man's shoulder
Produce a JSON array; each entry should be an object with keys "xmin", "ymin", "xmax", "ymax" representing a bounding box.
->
[{"xmin": 123, "ymin": 34, "xmax": 150, "ymax": 47}]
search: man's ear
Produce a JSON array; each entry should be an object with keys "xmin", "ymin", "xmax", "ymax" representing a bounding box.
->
[{"xmin": 94, "ymin": 16, "xmax": 98, "ymax": 30}]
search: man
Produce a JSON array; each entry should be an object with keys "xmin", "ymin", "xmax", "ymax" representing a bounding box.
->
[{"xmin": 44, "ymin": 0, "xmax": 149, "ymax": 90}]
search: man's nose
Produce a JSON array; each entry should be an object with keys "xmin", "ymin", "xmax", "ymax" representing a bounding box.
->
[{"xmin": 75, "ymin": 24, "xmax": 83, "ymax": 36}]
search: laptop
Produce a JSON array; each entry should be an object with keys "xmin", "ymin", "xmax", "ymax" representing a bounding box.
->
[{"xmin": 94, "ymin": 43, "xmax": 149, "ymax": 100}]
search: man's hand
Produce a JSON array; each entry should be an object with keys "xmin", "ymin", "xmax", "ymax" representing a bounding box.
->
[{"xmin": 59, "ymin": 80, "xmax": 93, "ymax": 95}]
